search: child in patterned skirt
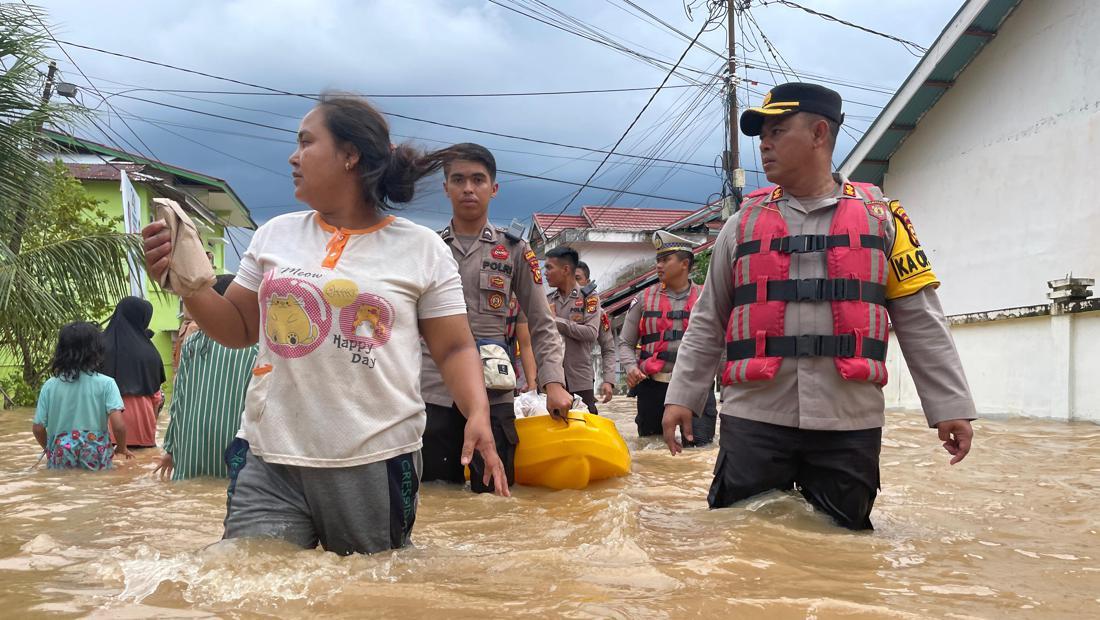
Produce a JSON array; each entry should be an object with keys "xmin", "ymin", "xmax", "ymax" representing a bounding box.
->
[{"xmin": 32, "ymin": 322, "xmax": 135, "ymax": 469}]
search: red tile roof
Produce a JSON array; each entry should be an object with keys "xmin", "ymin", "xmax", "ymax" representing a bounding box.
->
[
  {"xmin": 580, "ymin": 206, "xmax": 697, "ymax": 231},
  {"xmin": 532, "ymin": 213, "xmax": 588, "ymax": 237}
]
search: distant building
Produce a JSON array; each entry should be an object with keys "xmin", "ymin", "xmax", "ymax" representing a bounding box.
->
[
  {"xmin": 530, "ymin": 204, "xmax": 720, "ymax": 290},
  {"xmin": 43, "ymin": 130, "xmax": 255, "ymax": 384}
]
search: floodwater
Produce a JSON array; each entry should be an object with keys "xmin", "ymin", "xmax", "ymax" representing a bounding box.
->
[{"xmin": 0, "ymin": 402, "xmax": 1097, "ymax": 619}]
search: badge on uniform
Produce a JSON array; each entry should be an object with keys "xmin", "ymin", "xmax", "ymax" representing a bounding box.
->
[
  {"xmin": 585, "ymin": 295, "xmax": 598, "ymax": 314},
  {"xmin": 890, "ymin": 200, "xmax": 920, "ymax": 246},
  {"xmin": 843, "ymin": 183, "xmax": 857, "ymax": 198},
  {"xmin": 601, "ymin": 312, "xmax": 610, "ymax": 331},
  {"xmin": 524, "ymin": 250, "xmax": 542, "ymax": 284},
  {"xmin": 489, "ymin": 275, "xmax": 506, "ymax": 289},
  {"xmin": 488, "ymin": 292, "xmax": 505, "ymax": 309},
  {"xmin": 865, "ymin": 200, "xmax": 888, "ymax": 221},
  {"xmin": 492, "ymin": 245, "xmax": 509, "ymax": 260},
  {"xmin": 768, "ymin": 186, "xmax": 784, "ymax": 202}
]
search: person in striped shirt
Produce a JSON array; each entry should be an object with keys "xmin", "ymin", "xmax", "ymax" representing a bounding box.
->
[{"xmin": 155, "ymin": 275, "xmax": 258, "ymax": 480}]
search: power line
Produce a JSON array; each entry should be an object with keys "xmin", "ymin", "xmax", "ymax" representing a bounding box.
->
[
  {"xmin": 542, "ymin": 8, "xmax": 721, "ymax": 237},
  {"xmin": 50, "ymin": 45, "xmax": 730, "ymax": 170},
  {"xmin": 87, "ymin": 83, "xmax": 702, "ymax": 99},
  {"xmin": 22, "ymin": 5, "xmax": 161, "ymax": 162},
  {"xmin": 82, "ymin": 94, "xmax": 707, "ymax": 206},
  {"xmin": 760, "ymin": 0, "xmax": 928, "ymax": 56},
  {"xmin": 108, "ymin": 91, "xmax": 733, "ymax": 171}
]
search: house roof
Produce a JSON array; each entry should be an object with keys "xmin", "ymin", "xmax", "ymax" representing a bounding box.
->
[
  {"xmin": 580, "ymin": 206, "xmax": 698, "ymax": 231},
  {"xmin": 531, "ymin": 214, "xmax": 588, "ymax": 238},
  {"xmin": 64, "ymin": 163, "xmax": 158, "ymax": 182},
  {"xmin": 45, "ymin": 129, "xmax": 256, "ymax": 229},
  {"xmin": 532, "ymin": 202, "xmax": 726, "ymax": 241},
  {"xmin": 840, "ymin": 0, "xmax": 1022, "ymax": 184}
]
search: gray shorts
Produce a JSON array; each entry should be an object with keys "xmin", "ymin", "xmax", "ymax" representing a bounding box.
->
[{"xmin": 222, "ymin": 439, "xmax": 421, "ymax": 555}]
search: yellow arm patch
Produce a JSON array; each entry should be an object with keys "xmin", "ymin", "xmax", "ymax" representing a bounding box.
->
[{"xmin": 885, "ymin": 201, "xmax": 939, "ymax": 299}]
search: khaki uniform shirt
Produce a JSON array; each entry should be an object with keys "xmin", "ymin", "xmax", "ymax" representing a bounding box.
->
[
  {"xmin": 421, "ymin": 223, "xmax": 565, "ymax": 407},
  {"xmin": 595, "ymin": 310, "xmax": 617, "ymax": 385},
  {"xmin": 617, "ymin": 283, "xmax": 695, "ymax": 383},
  {"xmin": 548, "ymin": 285, "xmax": 601, "ymax": 393},
  {"xmin": 665, "ymin": 175, "xmax": 976, "ymax": 430}
]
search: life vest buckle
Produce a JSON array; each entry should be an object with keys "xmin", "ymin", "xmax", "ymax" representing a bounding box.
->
[
  {"xmin": 795, "ymin": 334, "xmax": 822, "ymax": 357},
  {"xmin": 796, "ymin": 278, "xmax": 826, "ymax": 301}
]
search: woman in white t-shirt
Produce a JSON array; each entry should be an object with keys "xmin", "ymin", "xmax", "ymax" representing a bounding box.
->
[{"xmin": 142, "ymin": 93, "xmax": 507, "ymax": 556}]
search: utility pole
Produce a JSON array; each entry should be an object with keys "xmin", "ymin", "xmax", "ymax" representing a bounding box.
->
[
  {"xmin": 7, "ymin": 61, "xmax": 57, "ymax": 256},
  {"xmin": 723, "ymin": 3, "xmax": 744, "ymax": 217}
]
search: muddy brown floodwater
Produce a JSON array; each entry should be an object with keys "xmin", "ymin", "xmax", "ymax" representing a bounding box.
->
[{"xmin": 0, "ymin": 401, "xmax": 1097, "ymax": 618}]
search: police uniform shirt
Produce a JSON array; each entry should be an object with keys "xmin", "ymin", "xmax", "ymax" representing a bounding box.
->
[
  {"xmin": 421, "ymin": 223, "xmax": 565, "ymax": 407},
  {"xmin": 595, "ymin": 309, "xmax": 617, "ymax": 385},
  {"xmin": 665, "ymin": 174, "xmax": 976, "ymax": 431},
  {"xmin": 616, "ymin": 283, "xmax": 695, "ymax": 382},
  {"xmin": 548, "ymin": 285, "xmax": 601, "ymax": 393}
]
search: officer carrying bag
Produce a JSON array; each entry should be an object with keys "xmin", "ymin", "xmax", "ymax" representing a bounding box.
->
[{"xmin": 477, "ymin": 338, "xmax": 517, "ymax": 393}]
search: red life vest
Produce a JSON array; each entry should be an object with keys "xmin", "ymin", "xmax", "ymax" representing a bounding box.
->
[
  {"xmin": 638, "ymin": 283, "xmax": 701, "ymax": 375},
  {"xmin": 722, "ymin": 182, "xmax": 891, "ymax": 386}
]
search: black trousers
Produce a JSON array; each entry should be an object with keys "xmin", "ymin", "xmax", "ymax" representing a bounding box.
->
[
  {"xmin": 708, "ymin": 416, "xmax": 881, "ymax": 530},
  {"xmin": 633, "ymin": 379, "xmax": 718, "ymax": 446},
  {"xmin": 574, "ymin": 389, "xmax": 598, "ymax": 415},
  {"xmin": 421, "ymin": 402, "xmax": 517, "ymax": 493}
]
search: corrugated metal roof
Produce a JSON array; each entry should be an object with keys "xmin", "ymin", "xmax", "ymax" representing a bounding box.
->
[{"xmin": 840, "ymin": 0, "xmax": 1022, "ymax": 185}]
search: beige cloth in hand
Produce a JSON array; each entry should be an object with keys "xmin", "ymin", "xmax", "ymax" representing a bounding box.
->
[{"xmin": 153, "ymin": 198, "xmax": 215, "ymax": 297}]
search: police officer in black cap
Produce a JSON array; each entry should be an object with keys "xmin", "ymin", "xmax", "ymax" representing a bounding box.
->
[{"xmin": 661, "ymin": 82, "xmax": 977, "ymax": 530}]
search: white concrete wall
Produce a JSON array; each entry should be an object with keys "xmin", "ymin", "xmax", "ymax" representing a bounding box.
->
[
  {"xmin": 567, "ymin": 241, "xmax": 652, "ymax": 290},
  {"xmin": 882, "ymin": 0, "xmax": 1100, "ymax": 316},
  {"xmin": 885, "ymin": 310, "xmax": 1100, "ymax": 422}
]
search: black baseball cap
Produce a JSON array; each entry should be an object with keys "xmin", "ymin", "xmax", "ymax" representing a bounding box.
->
[{"xmin": 740, "ymin": 82, "xmax": 845, "ymax": 137}]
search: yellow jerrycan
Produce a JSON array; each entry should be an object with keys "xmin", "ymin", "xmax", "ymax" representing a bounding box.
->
[{"xmin": 513, "ymin": 410, "xmax": 631, "ymax": 490}]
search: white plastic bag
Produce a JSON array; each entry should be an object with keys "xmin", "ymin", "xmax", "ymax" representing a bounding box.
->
[{"xmin": 514, "ymin": 391, "xmax": 548, "ymax": 418}]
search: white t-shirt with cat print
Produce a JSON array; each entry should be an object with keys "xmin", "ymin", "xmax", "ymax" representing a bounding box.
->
[{"xmin": 235, "ymin": 211, "xmax": 466, "ymax": 467}]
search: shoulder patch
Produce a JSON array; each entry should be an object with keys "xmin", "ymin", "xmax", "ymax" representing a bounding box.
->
[
  {"xmin": 890, "ymin": 200, "xmax": 920, "ymax": 247},
  {"xmin": 601, "ymin": 312, "xmax": 611, "ymax": 331},
  {"xmin": 865, "ymin": 200, "xmax": 888, "ymax": 221},
  {"xmin": 585, "ymin": 295, "xmax": 599, "ymax": 314},
  {"xmin": 524, "ymin": 250, "xmax": 542, "ymax": 284}
]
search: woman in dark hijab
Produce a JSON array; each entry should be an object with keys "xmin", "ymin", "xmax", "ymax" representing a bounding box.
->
[{"xmin": 101, "ymin": 296, "xmax": 165, "ymax": 448}]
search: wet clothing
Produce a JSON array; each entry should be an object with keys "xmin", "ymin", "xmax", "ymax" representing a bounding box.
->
[
  {"xmin": 34, "ymin": 372, "xmax": 123, "ymax": 470},
  {"xmin": 223, "ymin": 439, "xmax": 420, "ymax": 555},
  {"xmin": 419, "ymin": 222, "xmax": 565, "ymax": 490},
  {"xmin": 422, "ymin": 403, "xmax": 516, "ymax": 493},
  {"xmin": 101, "ymin": 296, "xmax": 165, "ymax": 397},
  {"xmin": 664, "ymin": 174, "xmax": 974, "ymax": 529},
  {"xmin": 618, "ymin": 283, "xmax": 717, "ymax": 441},
  {"xmin": 421, "ymin": 223, "xmax": 565, "ymax": 407},
  {"xmin": 234, "ymin": 212, "xmax": 466, "ymax": 468},
  {"xmin": 548, "ymin": 285, "xmax": 601, "ymax": 395},
  {"xmin": 575, "ymin": 389, "xmax": 598, "ymax": 415},
  {"xmin": 665, "ymin": 175, "xmax": 975, "ymax": 430},
  {"xmin": 633, "ymin": 379, "xmax": 717, "ymax": 445},
  {"xmin": 115, "ymin": 393, "xmax": 161, "ymax": 448},
  {"xmin": 164, "ymin": 331, "xmax": 258, "ymax": 480},
  {"xmin": 709, "ymin": 416, "xmax": 880, "ymax": 530}
]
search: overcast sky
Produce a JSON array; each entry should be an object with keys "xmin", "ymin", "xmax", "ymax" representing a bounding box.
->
[{"xmin": 38, "ymin": 0, "xmax": 962, "ymax": 263}]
